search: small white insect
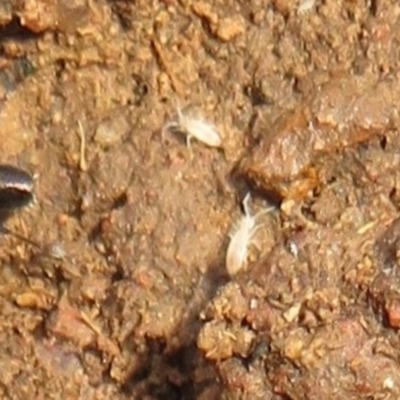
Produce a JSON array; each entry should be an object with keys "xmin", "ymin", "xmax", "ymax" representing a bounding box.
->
[
  {"xmin": 226, "ymin": 193, "xmax": 274, "ymax": 277},
  {"xmin": 162, "ymin": 105, "xmax": 222, "ymax": 148}
]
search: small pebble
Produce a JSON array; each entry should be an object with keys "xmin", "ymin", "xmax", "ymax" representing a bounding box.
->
[{"xmin": 95, "ymin": 115, "xmax": 129, "ymax": 147}]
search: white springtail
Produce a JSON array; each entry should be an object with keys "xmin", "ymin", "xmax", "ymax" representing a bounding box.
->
[
  {"xmin": 162, "ymin": 106, "xmax": 222, "ymax": 148},
  {"xmin": 226, "ymin": 193, "xmax": 274, "ymax": 277}
]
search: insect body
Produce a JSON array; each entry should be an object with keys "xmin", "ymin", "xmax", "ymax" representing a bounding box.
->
[
  {"xmin": 163, "ymin": 106, "xmax": 222, "ymax": 148},
  {"xmin": 226, "ymin": 193, "xmax": 273, "ymax": 277},
  {"xmin": 0, "ymin": 164, "xmax": 34, "ymax": 211}
]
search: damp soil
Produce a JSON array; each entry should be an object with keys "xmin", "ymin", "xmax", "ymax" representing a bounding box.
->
[{"xmin": 1, "ymin": 0, "xmax": 400, "ymax": 399}]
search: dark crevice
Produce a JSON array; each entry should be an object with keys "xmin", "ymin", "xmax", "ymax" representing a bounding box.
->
[{"xmin": 0, "ymin": 17, "xmax": 41, "ymax": 42}]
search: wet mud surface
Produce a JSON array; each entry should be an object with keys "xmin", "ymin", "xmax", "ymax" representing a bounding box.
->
[{"xmin": 1, "ymin": 0, "xmax": 400, "ymax": 399}]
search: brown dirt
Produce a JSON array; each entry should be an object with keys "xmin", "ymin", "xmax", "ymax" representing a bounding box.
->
[{"xmin": 1, "ymin": 0, "xmax": 400, "ymax": 399}]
